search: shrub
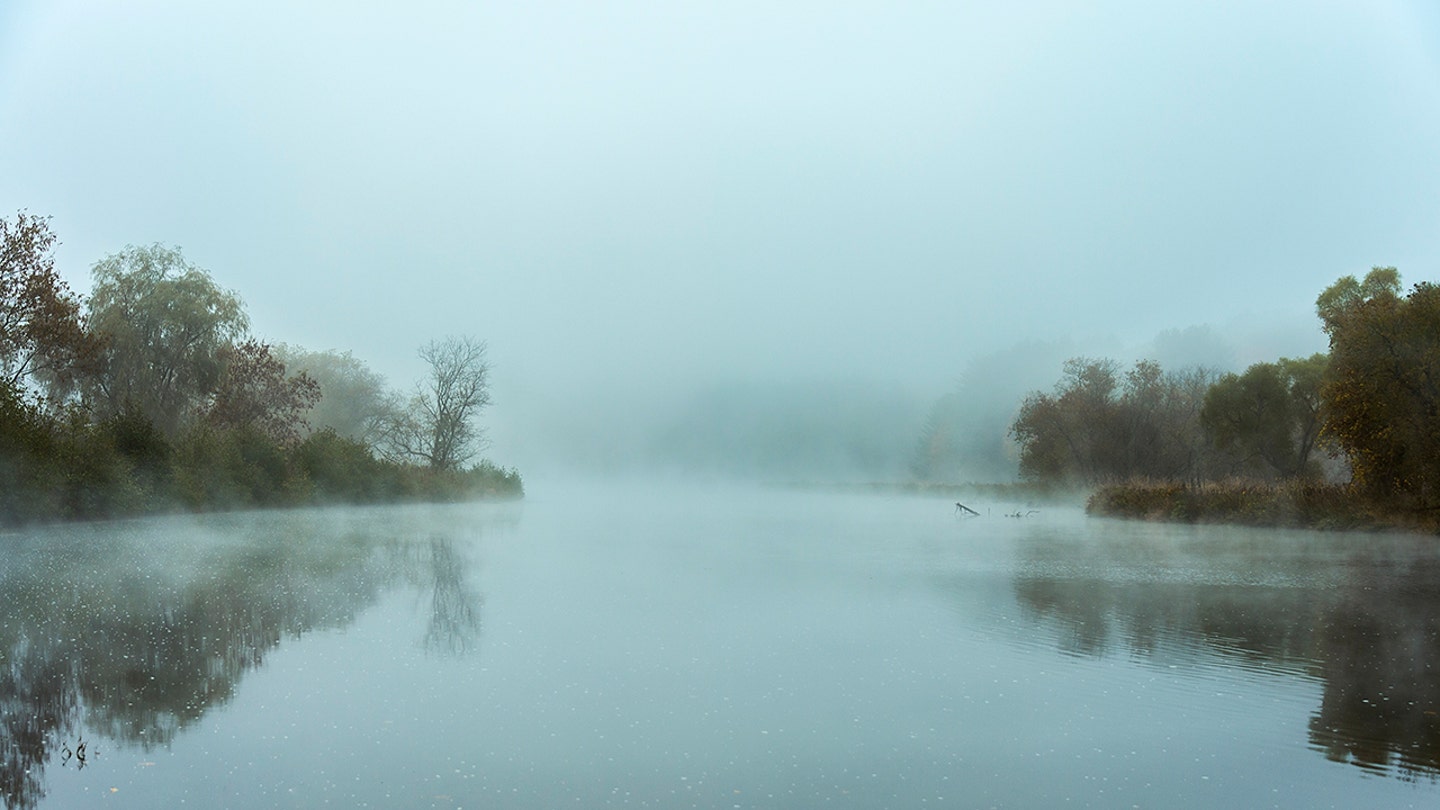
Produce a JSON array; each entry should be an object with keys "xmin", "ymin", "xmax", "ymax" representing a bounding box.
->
[
  {"xmin": 171, "ymin": 426, "xmax": 308, "ymax": 510},
  {"xmin": 294, "ymin": 429, "xmax": 390, "ymax": 503},
  {"xmin": 0, "ymin": 382, "xmax": 61, "ymax": 523}
]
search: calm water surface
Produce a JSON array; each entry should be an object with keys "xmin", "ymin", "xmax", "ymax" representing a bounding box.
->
[{"xmin": 3, "ymin": 481, "xmax": 1438, "ymax": 808}]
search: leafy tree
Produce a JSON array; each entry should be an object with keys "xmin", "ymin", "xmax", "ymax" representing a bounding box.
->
[
  {"xmin": 272, "ymin": 344, "xmax": 399, "ymax": 449},
  {"xmin": 382, "ymin": 336, "xmax": 491, "ymax": 471},
  {"xmin": 1107, "ymin": 362, "xmax": 1218, "ymax": 484},
  {"xmin": 98, "ymin": 407, "xmax": 173, "ymax": 494},
  {"xmin": 86, "ymin": 245, "xmax": 249, "ymax": 437},
  {"xmin": 1, "ymin": 219, "xmax": 524, "ymax": 521},
  {"xmin": 205, "ymin": 340, "xmax": 321, "ymax": 447},
  {"xmin": 1316, "ymin": 267, "xmax": 1401, "ymax": 332},
  {"xmin": 1011, "ymin": 357, "xmax": 1121, "ymax": 485},
  {"xmin": 0, "ymin": 212, "xmax": 98, "ymax": 400},
  {"xmin": 1011, "ymin": 357, "xmax": 1221, "ymax": 486},
  {"xmin": 1317, "ymin": 269, "xmax": 1440, "ymax": 507},
  {"xmin": 1202, "ymin": 363, "xmax": 1294, "ymax": 477},
  {"xmin": 1117, "ymin": 360, "xmax": 1169, "ymax": 477},
  {"xmin": 1278, "ymin": 354, "xmax": 1327, "ymax": 464},
  {"xmin": 1200, "ymin": 354, "xmax": 1327, "ymax": 480},
  {"xmin": 1108, "ymin": 361, "xmax": 1221, "ymax": 483},
  {"xmin": 1152, "ymin": 365, "xmax": 1224, "ymax": 483}
]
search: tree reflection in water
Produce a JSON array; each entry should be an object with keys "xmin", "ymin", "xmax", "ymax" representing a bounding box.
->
[
  {"xmin": 1310, "ymin": 568, "xmax": 1440, "ymax": 779},
  {"xmin": 1005, "ymin": 521, "xmax": 1440, "ymax": 781},
  {"xmin": 0, "ymin": 508, "xmax": 488, "ymax": 810},
  {"xmin": 423, "ymin": 537, "xmax": 484, "ymax": 657}
]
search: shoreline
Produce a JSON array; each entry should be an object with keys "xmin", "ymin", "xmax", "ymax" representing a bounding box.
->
[{"xmin": 1085, "ymin": 479, "xmax": 1438, "ymax": 535}]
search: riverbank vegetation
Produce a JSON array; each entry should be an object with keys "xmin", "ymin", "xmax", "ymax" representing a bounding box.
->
[
  {"xmin": 1085, "ymin": 479, "xmax": 1387, "ymax": 531},
  {"xmin": 0, "ymin": 212, "xmax": 520, "ymax": 526},
  {"xmin": 998, "ymin": 266, "xmax": 1439, "ymax": 532}
]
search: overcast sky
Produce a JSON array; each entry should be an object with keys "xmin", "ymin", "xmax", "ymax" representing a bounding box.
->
[{"xmin": 3, "ymin": 1, "xmax": 1438, "ymax": 467}]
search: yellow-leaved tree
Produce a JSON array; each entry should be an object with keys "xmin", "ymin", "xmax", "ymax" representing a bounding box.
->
[{"xmin": 1317, "ymin": 267, "xmax": 1440, "ymax": 508}]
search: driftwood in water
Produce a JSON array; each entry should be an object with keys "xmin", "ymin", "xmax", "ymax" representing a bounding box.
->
[{"xmin": 954, "ymin": 502, "xmax": 980, "ymax": 516}]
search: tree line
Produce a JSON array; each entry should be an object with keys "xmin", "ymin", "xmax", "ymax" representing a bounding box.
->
[
  {"xmin": 1008, "ymin": 354, "xmax": 1326, "ymax": 486},
  {"xmin": 1006, "ymin": 266, "xmax": 1440, "ymax": 518},
  {"xmin": 0, "ymin": 212, "xmax": 520, "ymax": 525}
]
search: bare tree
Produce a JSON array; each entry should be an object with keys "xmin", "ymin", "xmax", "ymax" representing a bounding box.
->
[{"xmin": 384, "ymin": 336, "xmax": 491, "ymax": 471}]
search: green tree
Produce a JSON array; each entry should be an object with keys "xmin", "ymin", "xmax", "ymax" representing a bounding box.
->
[
  {"xmin": 1152, "ymin": 365, "xmax": 1223, "ymax": 484},
  {"xmin": 1011, "ymin": 357, "xmax": 1220, "ymax": 486},
  {"xmin": 1200, "ymin": 354, "xmax": 1327, "ymax": 480},
  {"xmin": 1113, "ymin": 362, "xmax": 1220, "ymax": 484},
  {"xmin": 1011, "ymin": 357, "xmax": 1121, "ymax": 485},
  {"xmin": 1316, "ymin": 267, "xmax": 1401, "ymax": 332},
  {"xmin": 1277, "ymin": 353, "xmax": 1327, "ymax": 470},
  {"xmin": 86, "ymin": 245, "xmax": 249, "ymax": 437},
  {"xmin": 1317, "ymin": 268, "xmax": 1440, "ymax": 506}
]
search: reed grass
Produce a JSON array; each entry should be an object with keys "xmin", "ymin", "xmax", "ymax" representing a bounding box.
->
[{"xmin": 1085, "ymin": 478, "xmax": 1433, "ymax": 532}]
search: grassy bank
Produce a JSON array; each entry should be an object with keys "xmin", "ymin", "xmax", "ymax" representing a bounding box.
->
[
  {"xmin": 1085, "ymin": 479, "xmax": 1436, "ymax": 533},
  {"xmin": 0, "ymin": 410, "xmax": 523, "ymax": 528}
]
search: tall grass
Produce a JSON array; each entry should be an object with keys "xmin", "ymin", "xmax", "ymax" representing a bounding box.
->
[{"xmin": 1085, "ymin": 478, "xmax": 1429, "ymax": 532}]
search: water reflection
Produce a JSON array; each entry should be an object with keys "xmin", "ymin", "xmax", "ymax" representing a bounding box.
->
[
  {"xmin": 1311, "ymin": 567, "xmax": 1440, "ymax": 779},
  {"xmin": 415, "ymin": 537, "xmax": 484, "ymax": 657},
  {"xmin": 1007, "ymin": 520, "xmax": 1440, "ymax": 780},
  {"xmin": 0, "ymin": 507, "xmax": 489, "ymax": 810}
]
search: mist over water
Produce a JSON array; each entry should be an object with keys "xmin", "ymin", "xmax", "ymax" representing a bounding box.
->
[{"xmin": 2, "ymin": 482, "xmax": 1437, "ymax": 808}]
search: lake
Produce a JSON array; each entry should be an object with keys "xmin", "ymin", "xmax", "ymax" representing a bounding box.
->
[{"xmin": 3, "ymin": 480, "xmax": 1438, "ymax": 808}]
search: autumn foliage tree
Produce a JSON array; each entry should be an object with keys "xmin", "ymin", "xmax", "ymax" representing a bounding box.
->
[
  {"xmin": 205, "ymin": 340, "xmax": 321, "ymax": 446},
  {"xmin": 0, "ymin": 212, "xmax": 99, "ymax": 400},
  {"xmin": 1, "ymin": 213, "xmax": 115, "ymax": 522},
  {"xmin": 1317, "ymin": 268, "xmax": 1440, "ymax": 508}
]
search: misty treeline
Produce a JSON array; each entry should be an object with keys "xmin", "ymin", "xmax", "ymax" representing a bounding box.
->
[
  {"xmin": 0, "ymin": 212, "xmax": 519, "ymax": 525},
  {"xmin": 961, "ymin": 266, "xmax": 1440, "ymax": 525},
  {"xmin": 1006, "ymin": 354, "xmax": 1326, "ymax": 486}
]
